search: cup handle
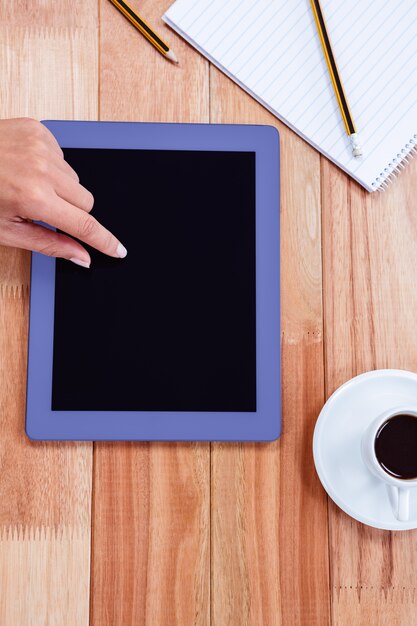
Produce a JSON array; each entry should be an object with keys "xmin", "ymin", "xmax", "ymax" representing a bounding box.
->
[{"xmin": 396, "ymin": 487, "xmax": 410, "ymax": 522}]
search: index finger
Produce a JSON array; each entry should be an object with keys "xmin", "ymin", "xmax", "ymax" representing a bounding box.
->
[
  {"xmin": 37, "ymin": 122, "xmax": 64, "ymax": 158},
  {"xmin": 40, "ymin": 195, "xmax": 128, "ymax": 258}
]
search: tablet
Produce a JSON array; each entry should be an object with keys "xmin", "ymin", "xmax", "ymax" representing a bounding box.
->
[{"xmin": 26, "ymin": 121, "xmax": 280, "ymax": 441}]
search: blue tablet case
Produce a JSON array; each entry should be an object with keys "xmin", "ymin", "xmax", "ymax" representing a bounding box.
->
[{"xmin": 26, "ymin": 121, "xmax": 280, "ymax": 441}]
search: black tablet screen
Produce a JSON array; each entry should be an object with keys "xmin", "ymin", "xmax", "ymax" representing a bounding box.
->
[{"xmin": 52, "ymin": 148, "xmax": 256, "ymax": 412}]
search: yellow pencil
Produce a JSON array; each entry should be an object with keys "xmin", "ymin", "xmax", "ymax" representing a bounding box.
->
[
  {"xmin": 109, "ymin": 0, "xmax": 179, "ymax": 64},
  {"xmin": 310, "ymin": 0, "xmax": 362, "ymax": 157}
]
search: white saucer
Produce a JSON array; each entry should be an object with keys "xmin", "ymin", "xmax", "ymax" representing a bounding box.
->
[{"xmin": 313, "ymin": 369, "xmax": 417, "ymax": 530}]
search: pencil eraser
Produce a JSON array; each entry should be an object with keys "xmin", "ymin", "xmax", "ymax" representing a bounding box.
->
[{"xmin": 350, "ymin": 133, "xmax": 362, "ymax": 158}]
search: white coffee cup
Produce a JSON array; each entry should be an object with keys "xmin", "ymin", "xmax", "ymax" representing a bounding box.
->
[{"xmin": 361, "ymin": 407, "xmax": 417, "ymax": 522}]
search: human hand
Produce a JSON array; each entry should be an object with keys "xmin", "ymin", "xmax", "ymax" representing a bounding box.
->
[{"xmin": 0, "ymin": 117, "xmax": 127, "ymax": 267}]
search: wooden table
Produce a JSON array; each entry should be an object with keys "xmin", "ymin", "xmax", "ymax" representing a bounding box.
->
[{"xmin": 1, "ymin": 1, "xmax": 417, "ymax": 624}]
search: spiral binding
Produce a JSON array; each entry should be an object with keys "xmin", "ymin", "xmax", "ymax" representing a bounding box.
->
[{"xmin": 371, "ymin": 134, "xmax": 417, "ymax": 191}]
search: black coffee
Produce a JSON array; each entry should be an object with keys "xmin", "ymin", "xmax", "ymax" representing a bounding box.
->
[{"xmin": 374, "ymin": 414, "xmax": 417, "ymax": 479}]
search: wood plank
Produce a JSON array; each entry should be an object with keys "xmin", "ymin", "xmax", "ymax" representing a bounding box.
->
[
  {"xmin": 322, "ymin": 157, "xmax": 417, "ymax": 625},
  {"xmin": 210, "ymin": 70, "xmax": 331, "ymax": 625},
  {"xmin": 91, "ymin": 2, "xmax": 210, "ymax": 624},
  {"xmin": 99, "ymin": 0, "xmax": 208, "ymax": 123},
  {"xmin": 0, "ymin": 6, "xmax": 97, "ymax": 624}
]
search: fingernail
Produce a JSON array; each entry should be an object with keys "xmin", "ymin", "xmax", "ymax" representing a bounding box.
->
[
  {"xmin": 116, "ymin": 243, "xmax": 128, "ymax": 258},
  {"xmin": 70, "ymin": 257, "xmax": 90, "ymax": 268}
]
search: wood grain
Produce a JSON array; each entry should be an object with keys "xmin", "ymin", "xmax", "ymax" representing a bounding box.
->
[
  {"xmin": 322, "ymin": 157, "xmax": 417, "ymax": 625},
  {"xmin": 0, "ymin": 4, "xmax": 97, "ymax": 623},
  {"xmin": 91, "ymin": 2, "xmax": 210, "ymax": 624},
  {"xmin": 210, "ymin": 71, "xmax": 331, "ymax": 625},
  {"xmin": 99, "ymin": 0, "xmax": 208, "ymax": 123},
  {"xmin": 3, "ymin": 1, "xmax": 417, "ymax": 624}
]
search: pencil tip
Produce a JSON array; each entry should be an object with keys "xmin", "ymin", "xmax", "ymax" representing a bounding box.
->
[{"xmin": 166, "ymin": 49, "xmax": 179, "ymax": 64}]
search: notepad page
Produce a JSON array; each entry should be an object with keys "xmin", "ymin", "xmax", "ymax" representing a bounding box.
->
[{"xmin": 163, "ymin": 0, "xmax": 417, "ymax": 191}]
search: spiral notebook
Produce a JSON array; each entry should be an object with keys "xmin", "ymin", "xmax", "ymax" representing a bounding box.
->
[{"xmin": 163, "ymin": 0, "xmax": 417, "ymax": 192}]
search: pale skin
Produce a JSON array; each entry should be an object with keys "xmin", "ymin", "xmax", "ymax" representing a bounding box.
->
[{"xmin": 0, "ymin": 117, "xmax": 127, "ymax": 267}]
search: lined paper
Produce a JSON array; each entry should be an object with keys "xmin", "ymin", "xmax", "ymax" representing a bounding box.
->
[{"xmin": 163, "ymin": 0, "xmax": 417, "ymax": 191}]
